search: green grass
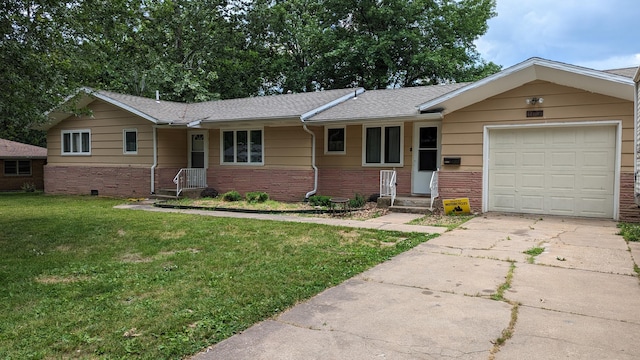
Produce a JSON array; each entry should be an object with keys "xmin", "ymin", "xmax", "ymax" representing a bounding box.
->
[
  {"xmin": 0, "ymin": 193, "xmax": 437, "ymax": 359},
  {"xmin": 617, "ymin": 222, "xmax": 640, "ymax": 242},
  {"xmin": 523, "ymin": 246, "xmax": 545, "ymax": 264}
]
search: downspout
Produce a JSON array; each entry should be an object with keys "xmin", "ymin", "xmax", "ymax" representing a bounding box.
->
[
  {"xmin": 150, "ymin": 126, "xmax": 158, "ymax": 194},
  {"xmin": 299, "ymin": 88, "xmax": 366, "ymax": 200},
  {"xmin": 301, "ymin": 124, "xmax": 318, "ymax": 199}
]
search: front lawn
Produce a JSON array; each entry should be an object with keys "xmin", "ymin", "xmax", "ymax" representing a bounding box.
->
[{"xmin": 0, "ymin": 193, "xmax": 436, "ymax": 359}]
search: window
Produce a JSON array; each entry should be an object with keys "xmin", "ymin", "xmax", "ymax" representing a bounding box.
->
[
  {"xmin": 363, "ymin": 124, "xmax": 403, "ymax": 166},
  {"xmin": 3, "ymin": 160, "xmax": 31, "ymax": 176},
  {"xmin": 325, "ymin": 126, "xmax": 346, "ymax": 154},
  {"xmin": 221, "ymin": 129, "xmax": 263, "ymax": 164},
  {"xmin": 123, "ymin": 129, "xmax": 138, "ymax": 154},
  {"xmin": 62, "ymin": 130, "xmax": 91, "ymax": 155}
]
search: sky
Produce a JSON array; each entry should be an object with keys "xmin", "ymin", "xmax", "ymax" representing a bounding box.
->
[{"xmin": 475, "ymin": 0, "xmax": 640, "ymax": 70}]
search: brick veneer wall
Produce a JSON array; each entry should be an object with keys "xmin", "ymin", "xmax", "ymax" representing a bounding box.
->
[
  {"xmin": 0, "ymin": 159, "xmax": 46, "ymax": 191},
  {"xmin": 44, "ymin": 165, "xmax": 150, "ymax": 197},
  {"xmin": 317, "ymin": 168, "xmax": 412, "ymax": 199},
  {"xmin": 437, "ymin": 171, "xmax": 483, "ymax": 213},
  {"xmin": 155, "ymin": 167, "xmax": 182, "ymax": 191},
  {"xmin": 207, "ymin": 168, "xmax": 314, "ymax": 202},
  {"xmin": 619, "ymin": 172, "xmax": 640, "ymax": 222}
]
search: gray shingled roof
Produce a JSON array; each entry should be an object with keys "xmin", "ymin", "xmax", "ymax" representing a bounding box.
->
[
  {"xmin": 306, "ymin": 83, "xmax": 469, "ymax": 122},
  {"xmin": 0, "ymin": 139, "xmax": 47, "ymax": 159},
  {"xmin": 604, "ymin": 67, "xmax": 639, "ymax": 78},
  {"xmin": 97, "ymin": 88, "xmax": 360, "ymax": 125}
]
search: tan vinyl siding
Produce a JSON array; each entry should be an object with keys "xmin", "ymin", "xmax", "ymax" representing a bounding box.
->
[
  {"xmin": 264, "ymin": 127, "xmax": 311, "ymax": 168},
  {"xmin": 316, "ymin": 125, "xmax": 363, "ymax": 167},
  {"xmin": 442, "ymin": 81, "xmax": 635, "ymax": 172},
  {"xmin": 47, "ymin": 100, "xmax": 154, "ymax": 166},
  {"xmin": 157, "ymin": 128, "xmax": 188, "ymax": 167}
]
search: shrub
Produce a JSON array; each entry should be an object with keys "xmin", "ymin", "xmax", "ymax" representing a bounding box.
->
[
  {"xmin": 200, "ymin": 188, "xmax": 219, "ymax": 198},
  {"xmin": 222, "ymin": 190, "xmax": 242, "ymax": 202},
  {"xmin": 308, "ymin": 195, "xmax": 332, "ymax": 207},
  {"xmin": 21, "ymin": 182, "xmax": 36, "ymax": 192},
  {"xmin": 246, "ymin": 191, "xmax": 269, "ymax": 203},
  {"xmin": 348, "ymin": 193, "xmax": 366, "ymax": 209}
]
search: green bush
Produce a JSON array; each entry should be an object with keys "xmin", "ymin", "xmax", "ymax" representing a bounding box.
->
[
  {"xmin": 308, "ymin": 195, "xmax": 332, "ymax": 207},
  {"xmin": 222, "ymin": 190, "xmax": 242, "ymax": 202},
  {"xmin": 348, "ymin": 193, "xmax": 366, "ymax": 209},
  {"xmin": 246, "ymin": 191, "xmax": 269, "ymax": 203}
]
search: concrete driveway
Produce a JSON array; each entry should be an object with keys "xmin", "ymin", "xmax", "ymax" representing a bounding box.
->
[{"xmin": 191, "ymin": 213, "xmax": 640, "ymax": 360}]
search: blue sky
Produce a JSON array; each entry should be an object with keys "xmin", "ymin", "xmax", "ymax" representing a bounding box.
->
[{"xmin": 475, "ymin": 0, "xmax": 640, "ymax": 70}]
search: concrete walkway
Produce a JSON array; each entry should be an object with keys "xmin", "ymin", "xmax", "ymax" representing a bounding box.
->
[{"xmin": 116, "ymin": 204, "xmax": 640, "ymax": 359}]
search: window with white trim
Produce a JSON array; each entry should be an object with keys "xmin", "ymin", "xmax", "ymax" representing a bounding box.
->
[
  {"xmin": 123, "ymin": 129, "xmax": 138, "ymax": 154},
  {"xmin": 363, "ymin": 124, "xmax": 403, "ymax": 165},
  {"xmin": 62, "ymin": 129, "xmax": 91, "ymax": 155},
  {"xmin": 3, "ymin": 160, "xmax": 31, "ymax": 176},
  {"xmin": 325, "ymin": 126, "xmax": 346, "ymax": 154},
  {"xmin": 221, "ymin": 129, "xmax": 263, "ymax": 164}
]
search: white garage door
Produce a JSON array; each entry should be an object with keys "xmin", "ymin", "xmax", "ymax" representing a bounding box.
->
[{"xmin": 488, "ymin": 125, "xmax": 616, "ymax": 218}]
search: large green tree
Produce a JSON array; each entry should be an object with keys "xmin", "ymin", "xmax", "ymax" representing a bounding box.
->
[
  {"xmin": 1, "ymin": 0, "xmax": 500, "ymax": 146},
  {"xmin": 250, "ymin": 0, "xmax": 500, "ymax": 92}
]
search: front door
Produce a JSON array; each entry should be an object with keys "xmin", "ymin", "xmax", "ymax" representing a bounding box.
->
[
  {"xmin": 188, "ymin": 132, "xmax": 207, "ymax": 168},
  {"xmin": 412, "ymin": 123, "xmax": 440, "ymax": 194}
]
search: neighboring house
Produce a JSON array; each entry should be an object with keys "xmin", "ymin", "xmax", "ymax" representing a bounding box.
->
[
  {"xmin": 41, "ymin": 58, "xmax": 640, "ymax": 221},
  {"xmin": 0, "ymin": 139, "xmax": 47, "ymax": 191}
]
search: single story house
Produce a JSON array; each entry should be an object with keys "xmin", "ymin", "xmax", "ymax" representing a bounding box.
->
[
  {"xmin": 0, "ymin": 138, "xmax": 47, "ymax": 191},
  {"xmin": 41, "ymin": 58, "xmax": 640, "ymax": 221}
]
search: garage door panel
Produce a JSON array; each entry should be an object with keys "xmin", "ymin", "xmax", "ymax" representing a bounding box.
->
[
  {"xmin": 521, "ymin": 152, "xmax": 545, "ymax": 167},
  {"xmin": 520, "ymin": 195, "xmax": 544, "ymax": 211},
  {"xmin": 550, "ymin": 152, "xmax": 576, "ymax": 168},
  {"xmin": 488, "ymin": 125, "xmax": 615, "ymax": 218},
  {"xmin": 549, "ymin": 174, "xmax": 575, "ymax": 191}
]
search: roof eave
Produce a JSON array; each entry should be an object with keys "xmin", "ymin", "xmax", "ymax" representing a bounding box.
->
[{"xmin": 419, "ymin": 58, "xmax": 635, "ymax": 114}]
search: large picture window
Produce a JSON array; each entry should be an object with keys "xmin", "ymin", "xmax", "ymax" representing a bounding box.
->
[
  {"xmin": 62, "ymin": 129, "xmax": 91, "ymax": 155},
  {"xmin": 325, "ymin": 126, "xmax": 346, "ymax": 154},
  {"xmin": 123, "ymin": 129, "xmax": 138, "ymax": 154},
  {"xmin": 363, "ymin": 124, "xmax": 403, "ymax": 165},
  {"xmin": 3, "ymin": 160, "xmax": 31, "ymax": 176},
  {"xmin": 221, "ymin": 129, "xmax": 263, "ymax": 165}
]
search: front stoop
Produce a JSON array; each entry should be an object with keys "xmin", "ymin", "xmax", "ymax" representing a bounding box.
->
[
  {"xmin": 152, "ymin": 188, "xmax": 205, "ymax": 200},
  {"xmin": 378, "ymin": 196, "xmax": 435, "ymax": 215}
]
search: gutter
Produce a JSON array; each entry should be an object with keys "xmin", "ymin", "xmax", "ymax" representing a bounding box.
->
[{"xmin": 300, "ymin": 88, "xmax": 365, "ymax": 199}]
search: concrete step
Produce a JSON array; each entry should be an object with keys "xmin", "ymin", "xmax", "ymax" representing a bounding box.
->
[
  {"xmin": 393, "ymin": 196, "xmax": 432, "ymax": 207},
  {"xmin": 151, "ymin": 194, "xmax": 179, "ymax": 201},
  {"xmin": 388, "ymin": 205, "xmax": 433, "ymax": 215},
  {"xmin": 156, "ymin": 188, "xmax": 179, "ymax": 197}
]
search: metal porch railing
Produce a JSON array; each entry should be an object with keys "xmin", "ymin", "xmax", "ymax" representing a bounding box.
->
[
  {"xmin": 429, "ymin": 168, "xmax": 440, "ymax": 210},
  {"xmin": 173, "ymin": 168, "xmax": 207, "ymax": 196},
  {"xmin": 380, "ymin": 170, "xmax": 397, "ymax": 206}
]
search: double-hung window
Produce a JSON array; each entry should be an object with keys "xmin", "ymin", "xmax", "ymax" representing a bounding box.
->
[
  {"xmin": 221, "ymin": 129, "xmax": 263, "ymax": 165},
  {"xmin": 123, "ymin": 129, "xmax": 138, "ymax": 154},
  {"xmin": 62, "ymin": 129, "xmax": 91, "ymax": 155},
  {"xmin": 3, "ymin": 160, "xmax": 31, "ymax": 176},
  {"xmin": 325, "ymin": 126, "xmax": 346, "ymax": 154},
  {"xmin": 363, "ymin": 124, "xmax": 403, "ymax": 166}
]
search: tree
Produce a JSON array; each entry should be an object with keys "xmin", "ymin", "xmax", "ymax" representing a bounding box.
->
[{"xmin": 249, "ymin": 0, "xmax": 500, "ymax": 92}]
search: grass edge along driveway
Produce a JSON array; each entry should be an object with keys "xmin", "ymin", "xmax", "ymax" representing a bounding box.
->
[{"xmin": 0, "ymin": 193, "xmax": 439, "ymax": 359}]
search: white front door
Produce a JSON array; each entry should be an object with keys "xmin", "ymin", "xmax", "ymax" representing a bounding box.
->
[
  {"xmin": 188, "ymin": 131, "xmax": 207, "ymax": 169},
  {"xmin": 412, "ymin": 122, "xmax": 440, "ymax": 194}
]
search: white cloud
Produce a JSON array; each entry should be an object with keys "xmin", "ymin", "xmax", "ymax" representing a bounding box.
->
[{"xmin": 477, "ymin": 0, "xmax": 640, "ymax": 69}]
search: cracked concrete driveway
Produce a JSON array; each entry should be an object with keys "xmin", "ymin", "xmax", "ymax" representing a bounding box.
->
[{"xmin": 191, "ymin": 213, "xmax": 640, "ymax": 360}]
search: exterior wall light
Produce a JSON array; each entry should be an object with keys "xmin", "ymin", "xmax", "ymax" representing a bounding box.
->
[{"xmin": 526, "ymin": 97, "xmax": 544, "ymax": 105}]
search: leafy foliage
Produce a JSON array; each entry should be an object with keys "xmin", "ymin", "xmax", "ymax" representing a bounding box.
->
[
  {"xmin": 222, "ymin": 190, "xmax": 242, "ymax": 202},
  {"xmin": 1, "ymin": 0, "xmax": 499, "ymax": 146},
  {"xmin": 617, "ymin": 223, "xmax": 640, "ymax": 242},
  {"xmin": 246, "ymin": 191, "xmax": 269, "ymax": 203},
  {"xmin": 348, "ymin": 193, "xmax": 366, "ymax": 209},
  {"xmin": 308, "ymin": 195, "xmax": 332, "ymax": 207}
]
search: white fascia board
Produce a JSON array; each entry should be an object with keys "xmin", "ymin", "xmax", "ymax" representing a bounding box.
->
[
  {"xmin": 88, "ymin": 90, "xmax": 160, "ymax": 124},
  {"xmin": 300, "ymin": 88, "xmax": 365, "ymax": 121},
  {"xmin": 635, "ymin": 67, "xmax": 640, "ymax": 83}
]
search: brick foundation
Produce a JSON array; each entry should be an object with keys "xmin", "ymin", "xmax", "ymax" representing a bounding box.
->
[
  {"xmin": 317, "ymin": 168, "xmax": 412, "ymax": 199},
  {"xmin": 45, "ymin": 165, "xmax": 151, "ymax": 197},
  {"xmin": 619, "ymin": 172, "xmax": 640, "ymax": 222},
  {"xmin": 208, "ymin": 168, "xmax": 314, "ymax": 202},
  {"xmin": 438, "ymin": 171, "xmax": 484, "ymax": 213}
]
